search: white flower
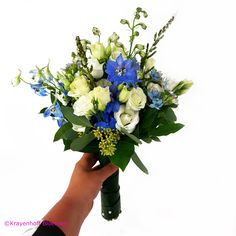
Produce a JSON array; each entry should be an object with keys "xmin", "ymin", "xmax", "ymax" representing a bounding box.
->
[
  {"xmin": 68, "ymin": 75, "xmax": 90, "ymax": 98},
  {"xmin": 73, "ymin": 94, "xmax": 94, "ymax": 117},
  {"xmin": 90, "ymin": 42, "xmax": 107, "ymax": 61},
  {"xmin": 145, "ymin": 58, "xmax": 156, "ymax": 71},
  {"xmin": 90, "ymin": 86, "xmax": 111, "ymax": 111},
  {"xmin": 127, "ymin": 87, "xmax": 147, "ymax": 111},
  {"xmin": 55, "ymin": 93, "xmax": 69, "ymax": 106},
  {"xmin": 72, "ymin": 124, "xmax": 86, "ymax": 133},
  {"xmin": 114, "ymin": 105, "xmax": 139, "ymax": 133},
  {"xmin": 110, "ymin": 45, "xmax": 126, "ymax": 60},
  {"xmin": 147, "ymin": 82, "xmax": 163, "ymax": 93},
  {"xmin": 88, "ymin": 58, "xmax": 104, "ymax": 79}
]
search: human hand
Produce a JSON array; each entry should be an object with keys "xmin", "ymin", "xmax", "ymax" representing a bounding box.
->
[
  {"xmin": 43, "ymin": 153, "xmax": 118, "ymax": 236},
  {"xmin": 62, "ymin": 153, "xmax": 118, "ymax": 217}
]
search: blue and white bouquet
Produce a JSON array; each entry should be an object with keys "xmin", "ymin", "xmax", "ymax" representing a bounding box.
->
[{"xmin": 13, "ymin": 7, "xmax": 192, "ymax": 220}]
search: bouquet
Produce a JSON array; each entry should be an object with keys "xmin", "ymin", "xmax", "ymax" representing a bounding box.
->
[{"xmin": 13, "ymin": 7, "xmax": 192, "ymax": 220}]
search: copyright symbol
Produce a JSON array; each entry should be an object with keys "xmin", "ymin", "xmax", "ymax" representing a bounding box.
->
[{"xmin": 4, "ymin": 221, "xmax": 9, "ymax": 226}]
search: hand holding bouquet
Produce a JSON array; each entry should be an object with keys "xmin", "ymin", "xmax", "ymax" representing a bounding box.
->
[{"xmin": 13, "ymin": 7, "xmax": 192, "ymax": 220}]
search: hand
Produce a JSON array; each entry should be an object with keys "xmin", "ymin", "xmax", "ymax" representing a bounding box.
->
[
  {"xmin": 43, "ymin": 153, "xmax": 118, "ymax": 236},
  {"xmin": 63, "ymin": 153, "xmax": 118, "ymax": 215}
]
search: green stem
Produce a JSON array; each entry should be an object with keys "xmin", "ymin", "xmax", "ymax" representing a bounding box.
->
[{"xmin": 128, "ymin": 17, "xmax": 136, "ymax": 58}]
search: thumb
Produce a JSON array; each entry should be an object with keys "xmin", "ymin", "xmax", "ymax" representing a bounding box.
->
[{"xmin": 96, "ymin": 163, "xmax": 118, "ymax": 182}]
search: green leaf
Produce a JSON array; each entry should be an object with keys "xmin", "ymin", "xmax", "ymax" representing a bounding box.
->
[
  {"xmin": 110, "ymin": 141, "xmax": 134, "ymax": 171},
  {"xmin": 63, "ymin": 139, "xmax": 72, "ymax": 151},
  {"xmin": 150, "ymin": 123, "xmax": 184, "ymax": 136},
  {"xmin": 70, "ymin": 133, "xmax": 95, "ymax": 152},
  {"xmin": 54, "ymin": 122, "xmax": 72, "ymax": 142},
  {"xmin": 121, "ymin": 128, "xmax": 142, "ymax": 145},
  {"xmin": 61, "ymin": 106, "xmax": 92, "ymax": 127},
  {"xmin": 39, "ymin": 107, "xmax": 47, "ymax": 114},
  {"xmin": 142, "ymin": 137, "xmax": 152, "ymax": 143},
  {"xmin": 81, "ymin": 140, "xmax": 99, "ymax": 153},
  {"xmin": 164, "ymin": 107, "xmax": 177, "ymax": 123},
  {"xmin": 131, "ymin": 152, "xmax": 149, "ymax": 174}
]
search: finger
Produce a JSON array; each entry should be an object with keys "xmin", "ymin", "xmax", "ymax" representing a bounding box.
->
[
  {"xmin": 78, "ymin": 153, "xmax": 98, "ymax": 170},
  {"xmin": 96, "ymin": 163, "xmax": 118, "ymax": 182}
]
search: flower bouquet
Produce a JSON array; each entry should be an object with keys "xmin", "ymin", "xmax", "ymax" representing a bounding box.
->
[{"xmin": 13, "ymin": 7, "xmax": 192, "ymax": 221}]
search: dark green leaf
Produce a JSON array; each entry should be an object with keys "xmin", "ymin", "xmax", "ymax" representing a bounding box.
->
[
  {"xmin": 63, "ymin": 129, "xmax": 78, "ymax": 141},
  {"xmin": 131, "ymin": 152, "xmax": 149, "ymax": 174},
  {"xmin": 63, "ymin": 139, "xmax": 72, "ymax": 151},
  {"xmin": 150, "ymin": 123, "xmax": 184, "ymax": 136},
  {"xmin": 121, "ymin": 128, "xmax": 142, "ymax": 145},
  {"xmin": 54, "ymin": 122, "xmax": 72, "ymax": 142},
  {"xmin": 39, "ymin": 107, "xmax": 47, "ymax": 114},
  {"xmin": 110, "ymin": 141, "xmax": 134, "ymax": 171},
  {"xmin": 81, "ymin": 140, "xmax": 99, "ymax": 153},
  {"xmin": 142, "ymin": 137, "xmax": 152, "ymax": 143},
  {"xmin": 70, "ymin": 133, "xmax": 95, "ymax": 152},
  {"xmin": 164, "ymin": 107, "xmax": 177, "ymax": 123},
  {"xmin": 61, "ymin": 106, "xmax": 92, "ymax": 127}
]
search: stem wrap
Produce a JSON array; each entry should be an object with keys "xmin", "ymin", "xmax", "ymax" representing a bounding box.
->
[{"xmin": 99, "ymin": 157, "xmax": 121, "ymax": 220}]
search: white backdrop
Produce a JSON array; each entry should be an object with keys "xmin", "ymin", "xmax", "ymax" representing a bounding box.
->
[{"xmin": 1, "ymin": 0, "xmax": 236, "ymax": 235}]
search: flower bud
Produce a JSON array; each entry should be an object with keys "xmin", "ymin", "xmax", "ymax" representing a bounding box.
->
[
  {"xmin": 90, "ymin": 42, "xmax": 107, "ymax": 61},
  {"xmin": 92, "ymin": 27, "xmax": 101, "ymax": 37},
  {"xmin": 120, "ymin": 19, "xmax": 128, "ymax": 24},
  {"xmin": 109, "ymin": 32, "xmax": 119, "ymax": 42},
  {"xmin": 119, "ymin": 86, "xmax": 130, "ymax": 103}
]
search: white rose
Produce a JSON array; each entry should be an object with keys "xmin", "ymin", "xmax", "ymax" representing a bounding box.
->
[
  {"xmin": 127, "ymin": 87, "xmax": 147, "ymax": 111},
  {"xmin": 114, "ymin": 105, "xmax": 139, "ymax": 133},
  {"xmin": 90, "ymin": 86, "xmax": 111, "ymax": 111},
  {"xmin": 88, "ymin": 58, "xmax": 104, "ymax": 79},
  {"xmin": 68, "ymin": 75, "xmax": 90, "ymax": 98},
  {"xmin": 73, "ymin": 94, "xmax": 94, "ymax": 117},
  {"xmin": 72, "ymin": 124, "xmax": 86, "ymax": 133},
  {"xmin": 147, "ymin": 82, "xmax": 163, "ymax": 93}
]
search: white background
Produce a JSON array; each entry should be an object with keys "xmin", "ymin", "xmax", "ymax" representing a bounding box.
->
[{"xmin": 0, "ymin": 0, "xmax": 236, "ymax": 235}]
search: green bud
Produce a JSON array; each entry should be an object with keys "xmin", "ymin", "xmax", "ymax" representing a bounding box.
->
[
  {"xmin": 135, "ymin": 44, "xmax": 145, "ymax": 50},
  {"xmin": 12, "ymin": 70, "xmax": 22, "ymax": 87},
  {"xmin": 139, "ymin": 51, "xmax": 146, "ymax": 57},
  {"xmin": 136, "ymin": 7, "xmax": 142, "ymax": 12},
  {"xmin": 135, "ymin": 13, "xmax": 140, "ymax": 19},
  {"xmin": 134, "ymin": 31, "xmax": 139, "ymax": 36},
  {"xmin": 143, "ymin": 11, "xmax": 148, "ymax": 18},
  {"xmin": 140, "ymin": 23, "xmax": 147, "ymax": 30},
  {"xmin": 92, "ymin": 27, "xmax": 101, "ymax": 37},
  {"xmin": 119, "ymin": 86, "xmax": 130, "ymax": 103},
  {"xmin": 172, "ymin": 80, "xmax": 193, "ymax": 96},
  {"xmin": 120, "ymin": 19, "xmax": 128, "ymax": 24},
  {"xmin": 117, "ymin": 84, "xmax": 124, "ymax": 91},
  {"xmin": 109, "ymin": 32, "xmax": 119, "ymax": 43}
]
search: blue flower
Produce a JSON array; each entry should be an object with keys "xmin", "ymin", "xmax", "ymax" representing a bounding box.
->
[
  {"xmin": 58, "ymin": 82, "xmax": 68, "ymax": 96},
  {"xmin": 150, "ymin": 69, "xmax": 161, "ymax": 81},
  {"xmin": 93, "ymin": 111, "xmax": 116, "ymax": 130},
  {"xmin": 105, "ymin": 54, "xmax": 140, "ymax": 87},
  {"xmin": 44, "ymin": 103, "xmax": 65, "ymax": 127},
  {"xmin": 31, "ymin": 84, "xmax": 48, "ymax": 96},
  {"xmin": 148, "ymin": 91, "xmax": 163, "ymax": 110}
]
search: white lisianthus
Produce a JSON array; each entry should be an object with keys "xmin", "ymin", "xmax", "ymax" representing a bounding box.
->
[
  {"xmin": 68, "ymin": 75, "xmax": 90, "ymax": 98},
  {"xmin": 114, "ymin": 105, "xmax": 139, "ymax": 133},
  {"xmin": 72, "ymin": 124, "xmax": 86, "ymax": 133},
  {"xmin": 127, "ymin": 87, "xmax": 147, "ymax": 111},
  {"xmin": 90, "ymin": 86, "xmax": 111, "ymax": 111},
  {"xmin": 145, "ymin": 58, "xmax": 156, "ymax": 71},
  {"xmin": 119, "ymin": 86, "xmax": 130, "ymax": 103},
  {"xmin": 90, "ymin": 42, "xmax": 107, "ymax": 61},
  {"xmin": 88, "ymin": 58, "xmax": 104, "ymax": 79},
  {"xmin": 73, "ymin": 94, "xmax": 94, "ymax": 117},
  {"xmin": 147, "ymin": 82, "xmax": 163, "ymax": 93}
]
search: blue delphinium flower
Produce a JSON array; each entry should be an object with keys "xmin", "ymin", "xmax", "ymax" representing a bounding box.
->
[
  {"xmin": 44, "ymin": 103, "xmax": 65, "ymax": 127},
  {"xmin": 105, "ymin": 54, "xmax": 140, "ymax": 87},
  {"xmin": 150, "ymin": 69, "xmax": 161, "ymax": 81},
  {"xmin": 148, "ymin": 91, "xmax": 163, "ymax": 109},
  {"xmin": 31, "ymin": 84, "xmax": 48, "ymax": 96},
  {"xmin": 58, "ymin": 82, "xmax": 68, "ymax": 96}
]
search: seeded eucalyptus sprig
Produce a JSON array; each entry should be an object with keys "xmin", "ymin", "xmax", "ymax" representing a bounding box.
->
[
  {"xmin": 121, "ymin": 7, "xmax": 148, "ymax": 58},
  {"xmin": 140, "ymin": 16, "xmax": 175, "ymax": 70}
]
